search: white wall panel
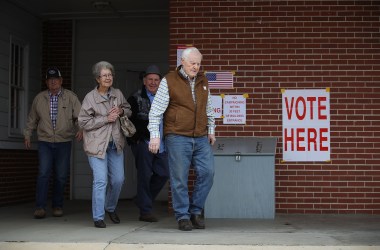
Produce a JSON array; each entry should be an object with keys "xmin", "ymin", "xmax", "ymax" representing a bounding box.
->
[{"xmin": 0, "ymin": 0, "xmax": 42, "ymax": 148}]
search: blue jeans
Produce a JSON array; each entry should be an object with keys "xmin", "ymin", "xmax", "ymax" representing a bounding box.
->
[
  {"xmin": 36, "ymin": 141, "xmax": 72, "ymax": 209},
  {"xmin": 88, "ymin": 142, "xmax": 125, "ymax": 221},
  {"xmin": 131, "ymin": 141, "xmax": 169, "ymax": 215},
  {"xmin": 165, "ymin": 134, "xmax": 215, "ymax": 221}
]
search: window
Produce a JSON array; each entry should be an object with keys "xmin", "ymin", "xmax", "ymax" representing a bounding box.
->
[{"xmin": 9, "ymin": 36, "xmax": 28, "ymax": 137}]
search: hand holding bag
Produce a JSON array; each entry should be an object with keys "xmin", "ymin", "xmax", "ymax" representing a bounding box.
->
[{"xmin": 119, "ymin": 115, "xmax": 136, "ymax": 137}]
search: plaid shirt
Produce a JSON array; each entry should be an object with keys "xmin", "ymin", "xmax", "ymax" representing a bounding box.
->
[
  {"xmin": 148, "ymin": 67, "xmax": 215, "ymax": 138},
  {"xmin": 49, "ymin": 90, "xmax": 61, "ymax": 129}
]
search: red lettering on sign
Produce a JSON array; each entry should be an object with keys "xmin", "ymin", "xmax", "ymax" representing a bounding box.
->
[
  {"xmin": 284, "ymin": 127, "xmax": 329, "ymax": 152},
  {"xmin": 284, "ymin": 128, "xmax": 294, "ymax": 151},
  {"xmin": 307, "ymin": 96, "xmax": 316, "ymax": 120},
  {"xmin": 320, "ymin": 128, "xmax": 328, "ymax": 151},
  {"xmin": 285, "ymin": 97, "xmax": 295, "ymax": 120},
  {"xmin": 214, "ymin": 108, "xmax": 221, "ymax": 113},
  {"xmin": 308, "ymin": 128, "xmax": 317, "ymax": 151},
  {"xmin": 285, "ymin": 96, "xmax": 328, "ymax": 121},
  {"xmin": 296, "ymin": 128, "xmax": 305, "ymax": 151},
  {"xmin": 295, "ymin": 98, "xmax": 306, "ymax": 120},
  {"xmin": 318, "ymin": 96, "xmax": 327, "ymax": 120}
]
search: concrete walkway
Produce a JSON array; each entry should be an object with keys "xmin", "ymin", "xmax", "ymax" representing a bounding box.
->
[{"xmin": 0, "ymin": 200, "xmax": 379, "ymax": 250}]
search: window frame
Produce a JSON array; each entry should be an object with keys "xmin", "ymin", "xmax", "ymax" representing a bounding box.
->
[{"xmin": 8, "ymin": 35, "xmax": 29, "ymax": 138}]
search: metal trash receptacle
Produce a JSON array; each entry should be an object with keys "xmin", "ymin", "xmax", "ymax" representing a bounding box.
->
[{"xmin": 205, "ymin": 137, "xmax": 277, "ymax": 219}]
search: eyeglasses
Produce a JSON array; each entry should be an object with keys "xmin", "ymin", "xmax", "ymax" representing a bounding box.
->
[{"xmin": 99, "ymin": 74, "xmax": 113, "ymax": 79}]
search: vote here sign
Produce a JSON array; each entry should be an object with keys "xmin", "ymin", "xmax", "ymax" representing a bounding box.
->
[{"xmin": 282, "ymin": 89, "xmax": 330, "ymax": 161}]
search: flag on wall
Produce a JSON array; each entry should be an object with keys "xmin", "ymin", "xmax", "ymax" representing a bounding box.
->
[{"xmin": 205, "ymin": 72, "xmax": 234, "ymax": 89}]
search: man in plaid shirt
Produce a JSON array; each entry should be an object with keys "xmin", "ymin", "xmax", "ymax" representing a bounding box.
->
[
  {"xmin": 148, "ymin": 47, "xmax": 216, "ymax": 231},
  {"xmin": 24, "ymin": 66, "xmax": 82, "ymax": 219}
]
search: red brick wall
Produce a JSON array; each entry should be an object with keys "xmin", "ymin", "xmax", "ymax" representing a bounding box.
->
[
  {"xmin": 41, "ymin": 20, "xmax": 73, "ymax": 201},
  {"xmin": 170, "ymin": 0, "xmax": 380, "ymax": 214},
  {"xmin": 42, "ymin": 20, "xmax": 73, "ymax": 90},
  {"xmin": 0, "ymin": 149, "xmax": 38, "ymax": 206},
  {"xmin": 0, "ymin": 148, "xmax": 71, "ymax": 207}
]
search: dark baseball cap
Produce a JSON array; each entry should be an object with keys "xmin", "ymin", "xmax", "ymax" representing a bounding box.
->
[
  {"xmin": 144, "ymin": 65, "xmax": 162, "ymax": 79},
  {"xmin": 46, "ymin": 67, "xmax": 62, "ymax": 79}
]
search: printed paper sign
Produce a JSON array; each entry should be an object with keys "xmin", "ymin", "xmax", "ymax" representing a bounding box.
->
[
  {"xmin": 223, "ymin": 95, "xmax": 246, "ymax": 124},
  {"xmin": 211, "ymin": 95, "xmax": 222, "ymax": 118},
  {"xmin": 282, "ymin": 89, "xmax": 330, "ymax": 161}
]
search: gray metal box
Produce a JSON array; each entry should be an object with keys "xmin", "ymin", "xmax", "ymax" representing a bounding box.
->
[{"xmin": 205, "ymin": 137, "xmax": 277, "ymax": 219}]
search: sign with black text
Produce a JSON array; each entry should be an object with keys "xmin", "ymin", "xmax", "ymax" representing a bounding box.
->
[{"xmin": 223, "ymin": 95, "xmax": 246, "ymax": 124}]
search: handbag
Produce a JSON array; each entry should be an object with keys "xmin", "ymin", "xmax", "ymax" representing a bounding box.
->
[{"xmin": 119, "ymin": 115, "xmax": 136, "ymax": 137}]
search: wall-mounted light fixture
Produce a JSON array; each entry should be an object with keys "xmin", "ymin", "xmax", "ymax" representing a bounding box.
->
[{"xmin": 92, "ymin": 1, "xmax": 110, "ymax": 11}]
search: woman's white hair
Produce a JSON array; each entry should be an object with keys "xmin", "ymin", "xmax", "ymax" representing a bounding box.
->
[{"xmin": 92, "ymin": 61, "xmax": 115, "ymax": 79}]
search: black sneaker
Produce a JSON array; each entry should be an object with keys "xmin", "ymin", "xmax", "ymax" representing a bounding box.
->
[
  {"xmin": 178, "ymin": 219, "xmax": 192, "ymax": 231},
  {"xmin": 94, "ymin": 220, "xmax": 106, "ymax": 228}
]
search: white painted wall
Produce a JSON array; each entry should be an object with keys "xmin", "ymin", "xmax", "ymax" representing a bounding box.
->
[{"xmin": 0, "ymin": 1, "xmax": 42, "ymax": 148}]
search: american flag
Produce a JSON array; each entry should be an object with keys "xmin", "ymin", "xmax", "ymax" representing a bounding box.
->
[{"xmin": 205, "ymin": 72, "xmax": 234, "ymax": 89}]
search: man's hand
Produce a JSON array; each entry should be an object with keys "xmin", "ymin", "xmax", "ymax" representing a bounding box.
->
[
  {"xmin": 24, "ymin": 138, "xmax": 31, "ymax": 149},
  {"xmin": 149, "ymin": 137, "xmax": 160, "ymax": 154},
  {"xmin": 76, "ymin": 130, "xmax": 83, "ymax": 142},
  {"xmin": 208, "ymin": 134, "xmax": 216, "ymax": 145}
]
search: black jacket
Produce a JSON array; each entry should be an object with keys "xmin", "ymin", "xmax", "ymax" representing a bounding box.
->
[{"xmin": 127, "ymin": 86, "xmax": 151, "ymax": 144}]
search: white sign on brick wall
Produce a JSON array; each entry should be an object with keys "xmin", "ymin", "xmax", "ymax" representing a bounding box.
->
[
  {"xmin": 211, "ymin": 95, "xmax": 222, "ymax": 118},
  {"xmin": 177, "ymin": 45, "xmax": 192, "ymax": 66},
  {"xmin": 223, "ymin": 95, "xmax": 246, "ymax": 124},
  {"xmin": 282, "ymin": 89, "xmax": 330, "ymax": 162}
]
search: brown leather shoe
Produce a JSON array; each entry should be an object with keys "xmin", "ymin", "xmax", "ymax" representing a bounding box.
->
[
  {"xmin": 107, "ymin": 211, "xmax": 120, "ymax": 224},
  {"xmin": 53, "ymin": 207, "xmax": 63, "ymax": 217},
  {"xmin": 34, "ymin": 208, "xmax": 46, "ymax": 219},
  {"xmin": 178, "ymin": 219, "xmax": 192, "ymax": 231},
  {"xmin": 94, "ymin": 220, "xmax": 106, "ymax": 228},
  {"xmin": 190, "ymin": 214, "xmax": 205, "ymax": 229},
  {"xmin": 139, "ymin": 214, "xmax": 158, "ymax": 222}
]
